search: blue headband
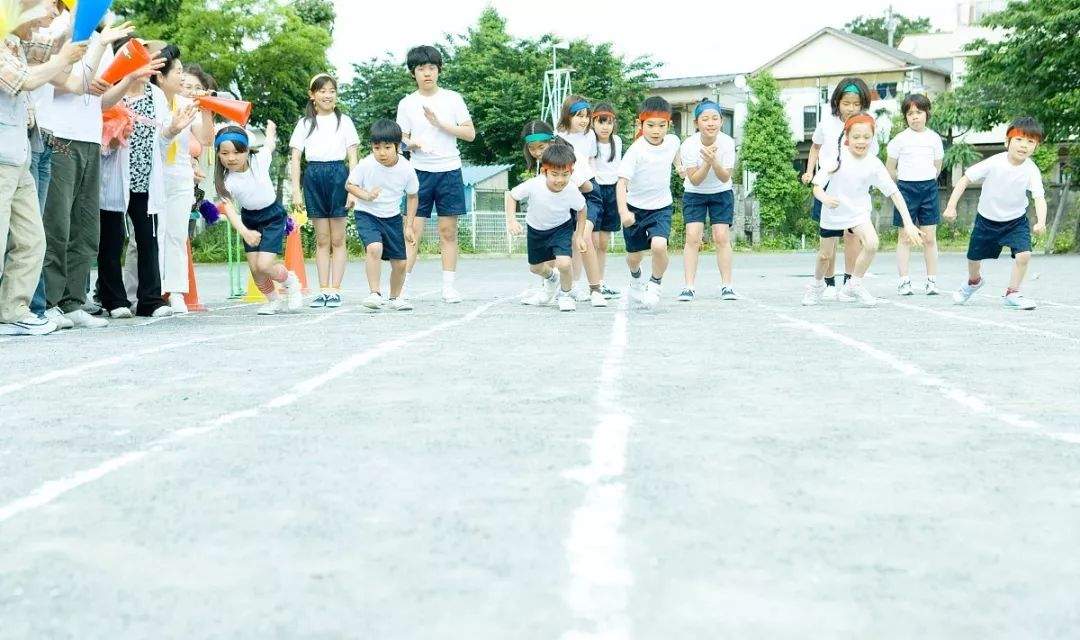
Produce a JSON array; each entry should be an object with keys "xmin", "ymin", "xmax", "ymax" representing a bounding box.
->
[
  {"xmin": 524, "ymin": 132, "xmax": 554, "ymax": 143},
  {"xmin": 694, "ymin": 101, "xmax": 722, "ymax": 119},
  {"xmin": 569, "ymin": 100, "xmax": 590, "ymax": 115},
  {"xmin": 215, "ymin": 131, "xmax": 249, "ymax": 149}
]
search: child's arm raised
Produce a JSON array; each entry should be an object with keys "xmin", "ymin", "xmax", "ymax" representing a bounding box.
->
[
  {"xmin": 504, "ymin": 191, "xmax": 523, "ymax": 237},
  {"xmin": 942, "ymin": 176, "xmax": 971, "ymax": 222}
]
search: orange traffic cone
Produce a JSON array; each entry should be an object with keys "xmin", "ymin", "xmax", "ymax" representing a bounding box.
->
[
  {"xmin": 182, "ymin": 239, "xmax": 207, "ymax": 312},
  {"xmin": 100, "ymin": 38, "xmax": 151, "ymax": 84},
  {"xmin": 197, "ymin": 95, "xmax": 252, "ymax": 126},
  {"xmin": 284, "ymin": 226, "xmax": 309, "ymax": 294}
]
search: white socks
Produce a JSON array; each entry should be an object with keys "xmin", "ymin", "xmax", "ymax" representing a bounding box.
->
[{"xmin": 442, "ymin": 270, "xmax": 455, "ymax": 287}]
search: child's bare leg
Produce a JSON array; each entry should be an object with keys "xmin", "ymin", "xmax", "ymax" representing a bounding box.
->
[
  {"xmin": 922, "ymin": 225, "xmax": 938, "ymax": 278},
  {"xmin": 554, "ymin": 255, "xmax": 573, "ymax": 291},
  {"xmin": 851, "ymin": 224, "xmax": 880, "ymax": 278},
  {"xmin": 713, "ymin": 223, "xmax": 733, "ymax": 285},
  {"xmin": 896, "ymin": 232, "xmax": 912, "ymax": 278},
  {"xmin": 365, "ymin": 242, "xmax": 383, "ymax": 293},
  {"xmin": 816, "ymin": 237, "xmax": 838, "ymax": 280},
  {"xmin": 683, "ymin": 222, "xmax": 704, "ymax": 287},
  {"xmin": 843, "ymin": 229, "xmax": 862, "ymax": 277},
  {"xmin": 1008, "ymin": 251, "xmax": 1031, "ymax": 290},
  {"xmin": 650, "ymin": 237, "xmax": 669, "ymax": 279},
  {"xmin": 595, "ymin": 231, "xmax": 610, "ymax": 280},
  {"xmin": 389, "ymin": 259, "xmax": 407, "ymax": 298}
]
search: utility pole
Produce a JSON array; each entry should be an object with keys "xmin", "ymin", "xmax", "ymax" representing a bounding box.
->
[{"xmin": 886, "ymin": 4, "xmax": 900, "ymax": 48}]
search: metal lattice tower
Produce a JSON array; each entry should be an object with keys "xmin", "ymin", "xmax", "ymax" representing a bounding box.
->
[{"xmin": 540, "ymin": 43, "xmax": 572, "ymax": 129}]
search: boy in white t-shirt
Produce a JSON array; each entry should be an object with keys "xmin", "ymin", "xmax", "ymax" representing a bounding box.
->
[
  {"xmin": 506, "ymin": 143, "xmax": 587, "ymax": 312},
  {"xmin": 617, "ymin": 96, "xmax": 681, "ymax": 309},
  {"xmin": 945, "ymin": 117, "xmax": 1047, "ymax": 311},
  {"xmin": 395, "ymin": 45, "xmax": 475, "ymax": 304},
  {"xmin": 886, "ymin": 94, "xmax": 944, "ymax": 296},
  {"xmin": 677, "ymin": 99, "xmax": 738, "ymax": 302},
  {"xmin": 346, "ymin": 120, "xmax": 419, "ymax": 312}
]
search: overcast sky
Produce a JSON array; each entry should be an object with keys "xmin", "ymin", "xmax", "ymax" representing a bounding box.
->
[{"xmin": 329, "ymin": 0, "xmax": 967, "ymax": 81}]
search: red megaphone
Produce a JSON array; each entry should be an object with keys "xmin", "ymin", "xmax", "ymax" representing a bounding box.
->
[
  {"xmin": 100, "ymin": 39, "xmax": 151, "ymax": 85},
  {"xmin": 197, "ymin": 95, "xmax": 253, "ymax": 126}
]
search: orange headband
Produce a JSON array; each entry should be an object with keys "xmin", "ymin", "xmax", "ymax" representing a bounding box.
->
[
  {"xmin": 592, "ymin": 110, "xmax": 616, "ymax": 120},
  {"xmin": 1006, "ymin": 127, "xmax": 1042, "ymax": 142},
  {"xmin": 541, "ymin": 162, "xmax": 574, "ymax": 172},
  {"xmin": 638, "ymin": 111, "xmax": 671, "ymax": 122},
  {"xmin": 843, "ymin": 114, "xmax": 876, "ymax": 145}
]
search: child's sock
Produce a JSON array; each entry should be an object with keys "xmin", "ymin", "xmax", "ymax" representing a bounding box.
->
[
  {"xmin": 442, "ymin": 270, "xmax": 455, "ymax": 286},
  {"xmin": 320, "ymin": 285, "xmax": 331, "ymax": 295},
  {"xmin": 843, "ymin": 273, "xmax": 852, "ymax": 284},
  {"xmin": 649, "ymin": 275, "xmax": 662, "ymax": 285},
  {"xmin": 545, "ymin": 269, "xmax": 558, "ymax": 283},
  {"xmin": 629, "ymin": 269, "xmax": 642, "ymax": 280},
  {"xmin": 256, "ymin": 277, "xmax": 278, "ymax": 299},
  {"xmin": 969, "ymin": 277, "xmax": 982, "ymax": 286},
  {"xmin": 927, "ymin": 275, "xmax": 936, "ymax": 282},
  {"xmin": 850, "ymin": 276, "xmax": 863, "ymax": 287},
  {"xmin": 589, "ymin": 284, "xmax": 601, "ymax": 293},
  {"xmin": 814, "ymin": 278, "xmax": 825, "ymax": 286},
  {"xmin": 1006, "ymin": 287, "xmax": 1019, "ymax": 296},
  {"xmin": 824, "ymin": 276, "xmax": 836, "ymax": 287}
]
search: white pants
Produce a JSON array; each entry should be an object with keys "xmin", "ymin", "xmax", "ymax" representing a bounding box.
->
[{"xmin": 159, "ymin": 177, "xmax": 193, "ymax": 294}]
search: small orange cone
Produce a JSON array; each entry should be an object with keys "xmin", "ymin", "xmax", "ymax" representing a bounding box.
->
[
  {"xmin": 284, "ymin": 226, "xmax": 310, "ymax": 294},
  {"xmin": 196, "ymin": 95, "xmax": 253, "ymax": 126},
  {"xmin": 182, "ymin": 239, "xmax": 207, "ymax": 311}
]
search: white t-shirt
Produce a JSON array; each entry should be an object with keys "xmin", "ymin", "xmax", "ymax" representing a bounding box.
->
[
  {"xmin": 289, "ymin": 113, "xmax": 360, "ymax": 162},
  {"xmin": 510, "ymin": 175, "xmax": 587, "ymax": 231},
  {"xmin": 347, "ymin": 154, "xmax": 420, "ymax": 218},
  {"xmin": 887, "ymin": 128, "xmax": 944, "ymax": 182},
  {"xmin": 224, "ymin": 141, "xmax": 277, "ymax": 211},
  {"xmin": 617, "ymin": 134, "xmax": 680, "ymax": 210},
  {"xmin": 965, "ymin": 152, "xmax": 1045, "ymax": 222},
  {"xmin": 558, "ymin": 129, "xmax": 598, "ymax": 179},
  {"xmin": 43, "ymin": 34, "xmax": 103, "ymax": 144},
  {"xmin": 395, "ymin": 88, "xmax": 471, "ymax": 172},
  {"xmin": 813, "ymin": 148, "xmax": 898, "ymax": 230},
  {"xmin": 680, "ymin": 132, "xmax": 736, "ymax": 194},
  {"xmin": 813, "ymin": 114, "xmax": 880, "ymax": 171},
  {"xmin": 595, "ymin": 136, "xmax": 623, "ymax": 185}
]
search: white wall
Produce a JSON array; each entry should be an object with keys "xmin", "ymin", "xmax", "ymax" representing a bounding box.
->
[{"xmin": 770, "ymin": 33, "xmax": 901, "ymax": 79}]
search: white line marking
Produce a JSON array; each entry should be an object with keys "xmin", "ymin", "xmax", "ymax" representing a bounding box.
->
[
  {"xmin": 772, "ymin": 309, "xmax": 1078, "ymax": 445},
  {"xmin": 0, "ymin": 299, "xmax": 505, "ymax": 526},
  {"xmin": 561, "ymin": 295, "xmax": 633, "ymax": 640},
  {"xmin": 888, "ymin": 300, "xmax": 1080, "ymax": 345}
]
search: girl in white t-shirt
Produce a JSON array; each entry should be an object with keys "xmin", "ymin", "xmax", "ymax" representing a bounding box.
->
[
  {"xmin": 886, "ymin": 93, "xmax": 944, "ymax": 296},
  {"xmin": 288, "ymin": 74, "xmax": 360, "ymax": 309},
  {"xmin": 215, "ymin": 123, "xmax": 303, "ymax": 316},
  {"xmin": 590, "ymin": 101, "xmax": 623, "ymax": 299},
  {"xmin": 805, "ymin": 115, "xmax": 922, "ymax": 307},
  {"xmin": 556, "ymin": 95, "xmax": 605, "ymax": 306}
]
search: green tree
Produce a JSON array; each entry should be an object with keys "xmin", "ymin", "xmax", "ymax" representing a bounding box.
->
[
  {"xmin": 929, "ymin": 88, "xmax": 982, "ymax": 176},
  {"xmin": 845, "ymin": 12, "xmax": 933, "ymax": 46},
  {"xmin": 738, "ymin": 72, "xmax": 805, "ymax": 239},
  {"xmin": 293, "ymin": 0, "xmax": 336, "ymax": 35}
]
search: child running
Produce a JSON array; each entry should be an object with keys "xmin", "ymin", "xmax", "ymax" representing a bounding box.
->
[
  {"xmin": 678, "ymin": 99, "xmax": 738, "ymax": 302},
  {"xmin": 617, "ymin": 96, "xmax": 680, "ymax": 309},
  {"xmin": 802, "ymin": 78, "xmax": 878, "ymax": 300},
  {"xmin": 590, "ymin": 101, "xmax": 623, "ymax": 299},
  {"xmin": 215, "ymin": 123, "xmax": 303, "ymax": 315},
  {"xmin": 945, "ymin": 117, "xmax": 1047, "ymax": 310},
  {"xmin": 804, "ymin": 114, "xmax": 922, "ymax": 308},
  {"xmin": 345, "ymin": 119, "xmax": 419, "ymax": 312},
  {"xmin": 556, "ymin": 95, "xmax": 605, "ymax": 306},
  {"xmin": 886, "ymin": 93, "xmax": 944, "ymax": 296},
  {"xmin": 289, "ymin": 73, "xmax": 360, "ymax": 309},
  {"xmin": 506, "ymin": 143, "xmax": 587, "ymax": 312}
]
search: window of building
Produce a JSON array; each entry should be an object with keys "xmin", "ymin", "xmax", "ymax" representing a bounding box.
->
[{"xmin": 803, "ymin": 106, "xmax": 819, "ymax": 136}]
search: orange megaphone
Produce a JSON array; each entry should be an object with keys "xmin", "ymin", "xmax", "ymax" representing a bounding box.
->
[
  {"xmin": 100, "ymin": 38, "xmax": 150, "ymax": 85},
  {"xmin": 197, "ymin": 95, "xmax": 252, "ymax": 126}
]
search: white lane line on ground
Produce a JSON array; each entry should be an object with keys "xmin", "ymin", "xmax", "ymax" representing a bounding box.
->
[
  {"xmin": 768, "ymin": 308, "xmax": 1078, "ymax": 445},
  {"xmin": 561, "ymin": 295, "xmax": 633, "ymax": 640},
  {"xmin": 0, "ymin": 310, "xmax": 347, "ymax": 399},
  {"xmin": 0, "ymin": 299, "xmax": 505, "ymax": 526},
  {"xmin": 886, "ymin": 300, "xmax": 1080, "ymax": 345}
]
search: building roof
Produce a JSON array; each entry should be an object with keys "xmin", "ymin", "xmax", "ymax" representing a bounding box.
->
[
  {"xmin": 898, "ymin": 27, "xmax": 1002, "ymax": 60},
  {"xmin": 649, "ymin": 73, "xmax": 739, "ymax": 90},
  {"xmin": 756, "ymin": 27, "xmax": 952, "ymax": 77},
  {"xmin": 461, "ymin": 164, "xmax": 512, "ymax": 186}
]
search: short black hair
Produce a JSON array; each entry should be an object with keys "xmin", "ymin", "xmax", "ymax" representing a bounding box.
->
[
  {"xmin": 830, "ymin": 77, "xmax": 871, "ymax": 116},
  {"xmin": 1007, "ymin": 116, "xmax": 1044, "ymax": 143},
  {"xmin": 638, "ymin": 96, "xmax": 672, "ymax": 117},
  {"xmin": 370, "ymin": 118, "xmax": 403, "ymax": 145},
  {"xmin": 901, "ymin": 94, "xmax": 932, "ymax": 122},
  {"xmin": 540, "ymin": 141, "xmax": 576, "ymax": 170},
  {"xmin": 406, "ymin": 45, "xmax": 443, "ymax": 73},
  {"xmin": 150, "ymin": 44, "xmax": 182, "ymax": 86}
]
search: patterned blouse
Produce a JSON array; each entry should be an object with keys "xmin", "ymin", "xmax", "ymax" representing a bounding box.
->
[{"xmin": 126, "ymin": 83, "xmax": 155, "ymax": 194}]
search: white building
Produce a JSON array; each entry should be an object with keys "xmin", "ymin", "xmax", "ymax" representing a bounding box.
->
[{"xmin": 647, "ymin": 74, "xmax": 747, "ymax": 144}]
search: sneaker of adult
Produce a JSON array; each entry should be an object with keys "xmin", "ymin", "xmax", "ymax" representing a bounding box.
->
[
  {"xmin": 720, "ymin": 286, "xmax": 739, "ymax": 301},
  {"xmin": 168, "ymin": 295, "xmax": 189, "ymax": 314},
  {"xmin": 925, "ymin": 280, "xmax": 940, "ymax": 296},
  {"xmin": 897, "ymin": 279, "xmax": 913, "ymax": 296},
  {"xmin": 284, "ymin": 272, "xmax": 303, "ymax": 312},
  {"xmin": 0, "ymin": 314, "xmax": 57, "ymax": 336},
  {"xmin": 599, "ymin": 282, "xmax": 620, "ymax": 299},
  {"xmin": 150, "ymin": 305, "xmax": 175, "ymax": 318},
  {"xmin": 65, "ymin": 309, "xmax": 108, "ymax": 328},
  {"xmin": 325, "ymin": 293, "xmax": 342, "ymax": 308},
  {"xmin": 109, "ymin": 307, "xmax": 134, "ymax": 319},
  {"xmin": 641, "ymin": 281, "xmax": 661, "ymax": 309},
  {"xmin": 309, "ymin": 293, "xmax": 328, "ymax": 308},
  {"xmin": 821, "ymin": 285, "xmax": 838, "ymax": 302},
  {"xmin": 952, "ymin": 279, "xmax": 985, "ymax": 305},
  {"xmin": 677, "ymin": 288, "xmax": 695, "ymax": 302},
  {"xmin": 1003, "ymin": 292, "xmax": 1036, "ymax": 310},
  {"xmin": 45, "ymin": 307, "xmax": 74, "ymax": 329},
  {"xmin": 388, "ymin": 297, "xmax": 413, "ymax": 311},
  {"xmin": 802, "ymin": 282, "xmax": 825, "ymax": 306},
  {"xmin": 442, "ymin": 285, "xmax": 463, "ymax": 304},
  {"xmin": 590, "ymin": 290, "xmax": 608, "ymax": 308},
  {"xmin": 362, "ymin": 292, "xmax": 385, "ymax": 310},
  {"xmin": 557, "ymin": 291, "xmax": 577, "ymax": 312},
  {"xmin": 847, "ymin": 283, "xmax": 878, "ymax": 307}
]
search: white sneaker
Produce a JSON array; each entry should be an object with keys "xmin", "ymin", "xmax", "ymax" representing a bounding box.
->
[
  {"xmin": 65, "ymin": 309, "xmax": 108, "ymax": 328},
  {"xmin": 821, "ymin": 285, "xmax": 838, "ymax": 302},
  {"xmin": 677, "ymin": 288, "xmax": 695, "ymax": 302},
  {"xmin": 284, "ymin": 272, "xmax": 303, "ymax": 312},
  {"xmin": 45, "ymin": 307, "xmax": 74, "ymax": 329},
  {"xmin": 0, "ymin": 314, "xmax": 56, "ymax": 336},
  {"xmin": 557, "ymin": 291, "xmax": 577, "ymax": 312},
  {"xmin": 388, "ymin": 297, "xmax": 413, "ymax": 311},
  {"xmin": 590, "ymin": 290, "xmax": 607, "ymax": 307},
  {"xmin": 897, "ymin": 279, "xmax": 913, "ymax": 296},
  {"xmin": 362, "ymin": 292, "xmax": 385, "ymax": 310},
  {"xmin": 846, "ymin": 283, "xmax": 878, "ymax": 307},
  {"xmin": 442, "ymin": 285, "xmax": 463, "ymax": 304},
  {"xmin": 1003, "ymin": 292, "xmax": 1036, "ymax": 310},
  {"xmin": 628, "ymin": 278, "xmax": 645, "ymax": 303},
  {"xmin": 641, "ymin": 281, "xmax": 661, "ymax": 309},
  {"xmin": 720, "ymin": 286, "xmax": 739, "ymax": 301},
  {"xmin": 109, "ymin": 307, "xmax": 134, "ymax": 319},
  {"xmin": 150, "ymin": 305, "xmax": 175, "ymax": 318},
  {"xmin": 168, "ymin": 295, "xmax": 189, "ymax": 314},
  {"xmin": 802, "ymin": 282, "xmax": 825, "ymax": 306},
  {"xmin": 257, "ymin": 298, "xmax": 284, "ymax": 315},
  {"xmin": 572, "ymin": 285, "xmax": 591, "ymax": 303},
  {"xmin": 953, "ymin": 279, "xmax": 985, "ymax": 305},
  {"xmin": 925, "ymin": 279, "xmax": 939, "ymax": 296},
  {"xmin": 837, "ymin": 284, "xmax": 857, "ymax": 302}
]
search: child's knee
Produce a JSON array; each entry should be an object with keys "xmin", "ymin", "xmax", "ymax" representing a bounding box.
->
[
  {"xmin": 651, "ymin": 236, "xmax": 668, "ymax": 253},
  {"xmin": 330, "ymin": 232, "xmax": 346, "ymax": 249},
  {"xmin": 712, "ymin": 225, "xmax": 730, "ymax": 245},
  {"xmin": 1015, "ymin": 251, "xmax": 1031, "ymax": 266},
  {"xmin": 437, "ymin": 220, "xmax": 457, "ymax": 242},
  {"xmin": 554, "ymin": 255, "xmax": 572, "ymax": 271},
  {"xmin": 864, "ymin": 235, "xmax": 880, "ymax": 253},
  {"xmin": 367, "ymin": 242, "xmax": 383, "ymax": 258},
  {"xmin": 390, "ymin": 259, "xmax": 406, "ymax": 272},
  {"xmin": 529, "ymin": 263, "xmax": 547, "ymax": 276}
]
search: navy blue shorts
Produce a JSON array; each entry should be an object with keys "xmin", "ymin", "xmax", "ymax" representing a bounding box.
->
[
  {"xmin": 683, "ymin": 190, "xmax": 734, "ymax": 226},
  {"xmin": 240, "ymin": 202, "xmax": 287, "ymax": 255},
  {"xmin": 811, "ymin": 182, "xmax": 827, "ymax": 221},
  {"xmin": 302, "ymin": 161, "xmax": 349, "ymax": 219},
  {"xmin": 967, "ymin": 214, "xmax": 1031, "ymax": 260},
  {"xmin": 416, "ymin": 168, "xmax": 467, "ymax": 218},
  {"xmin": 582, "ymin": 179, "xmax": 604, "ymax": 227},
  {"xmin": 819, "ymin": 226, "xmax": 853, "ymax": 239},
  {"xmin": 622, "ymin": 204, "xmax": 673, "ymax": 253},
  {"xmin": 594, "ymin": 183, "xmax": 621, "ymax": 232},
  {"xmin": 527, "ymin": 218, "xmax": 574, "ymax": 265},
  {"xmin": 894, "ymin": 179, "xmax": 940, "ymax": 227},
  {"xmin": 355, "ymin": 211, "xmax": 406, "ymax": 261}
]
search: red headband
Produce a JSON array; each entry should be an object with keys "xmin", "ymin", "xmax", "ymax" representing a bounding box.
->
[
  {"xmin": 638, "ymin": 111, "xmax": 671, "ymax": 123},
  {"xmin": 592, "ymin": 110, "xmax": 616, "ymax": 120},
  {"xmin": 1006, "ymin": 127, "xmax": 1042, "ymax": 142},
  {"xmin": 541, "ymin": 162, "xmax": 573, "ymax": 172},
  {"xmin": 843, "ymin": 114, "xmax": 876, "ymax": 145}
]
